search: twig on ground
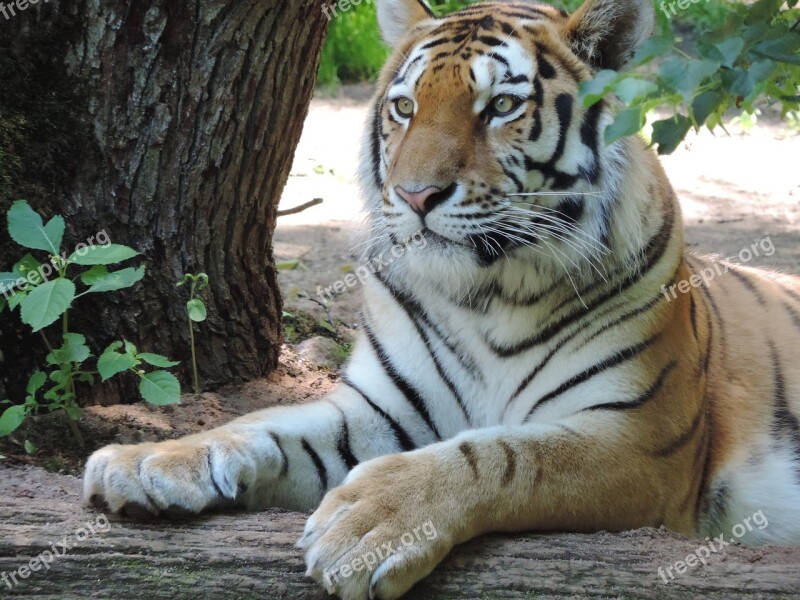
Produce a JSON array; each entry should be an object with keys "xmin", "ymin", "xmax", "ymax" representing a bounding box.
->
[{"xmin": 277, "ymin": 198, "xmax": 323, "ymax": 217}]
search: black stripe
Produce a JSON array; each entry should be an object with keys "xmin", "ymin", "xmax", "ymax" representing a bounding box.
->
[
  {"xmin": 506, "ymin": 291, "xmax": 662, "ymax": 412},
  {"xmin": 777, "ymin": 280, "xmax": 800, "ymax": 304},
  {"xmin": 727, "ymin": 267, "xmax": 766, "ymax": 305},
  {"xmin": 417, "ymin": 0, "xmax": 436, "ymax": 17},
  {"xmin": 336, "ymin": 415, "xmax": 359, "ymax": 472},
  {"xmin": 526, "ymin": 334, "xmax": 660, "ymax": 419},
  {"xmin": 690, "ymin": 262, "xmax": 727, "ymax": 354},
  {"xmin": 420, "ymin": 37, "xmax": 451, "ymax": 50},
  {"xmin": 301, "ymin": 438, "xmax": 328, "ymax": 492},
  {"xmin": 268, "ymin": 431, "xmax": 289, "ymax": 477},
  {"xmin": 373, "ymin": 276, "xmax": 472, "ymax": 422},
  {"xmin": 374, "ymin": 271, "xmax": 483, "ymax": 384},
  {"xmin": 478, "ymin": 35, "xmax": 506, "ymax": 47},
  {"xmin": 363, "ymin": 318, "xmax": 442, "ymax": 439},
  {"xmin": 503, "ymin": 73, "xmax": 529, "ymax": 84},
  {"xmin": 370, "ymin": 102, "xmax": 383, "ymax": 189},
  {"xmin": 534, "ymin": 41, "xmax": 583, "ymax": 83},
  {"xmin": 537, "ymin": 55, "xmax": 556, "ymax": 79},
  {"xmin": 342, "ymin": 376, "xmax": 416, "ymax": 452},
  {"xmin": 528, "ymin": 78, "xmax": 543, "ymax": 141},
  {"xmin": 524, "ymin": 93, "xmax": 574, "ymax": 189},
  {"xmin": 578, "ymin": 101, "xmax": 604, "ymax": 184},
  {"xmin": 651, "ymin": 408, "xmax": 703, "ymax": 458},
  {"xmin": 768, "ymin": 341, "xmax": 800, "ymax": 480},
  {"xmin": 488, "ymin": 205, "xmax": 673, "ymax": 357},
  {"xmin": 587, "ymin": 360, "xmax": 676, "ymax": 412},
  {"xmin": 693, "ymin": 388, "xmax": 717, "ymax": 522},
  {"xmin": 575, "ymin": 293, "xmax": 663, "ymax": 350},
  {"xmin": 783, "ymin": 301, "xmax": 800, "ymax": 334},
  {"xmin": 689, "ymin": 293, "xmax": 698, "ymax": 341}
]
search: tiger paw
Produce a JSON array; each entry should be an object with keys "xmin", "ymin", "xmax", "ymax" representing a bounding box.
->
[
  {"xmin": 299, "ymin": 452, "xmax": 460, "ymax": 600},
  {"xmin": 83, "ymin": 431, "xmax": 270, "ymax": 516}
]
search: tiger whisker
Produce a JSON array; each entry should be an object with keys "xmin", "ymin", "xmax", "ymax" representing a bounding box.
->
[{"xmin": 539, "ymin": 237, "xmax": 588, "ymax": 309}]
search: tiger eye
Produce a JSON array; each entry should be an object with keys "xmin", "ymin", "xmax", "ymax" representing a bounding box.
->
[
  {"xmin": 492, "ymin": 94, "xmax": 517, "ymax": 116},
  {"xmin": 394, "ymin": 97, "xmax": 415, "ymax": 118}
]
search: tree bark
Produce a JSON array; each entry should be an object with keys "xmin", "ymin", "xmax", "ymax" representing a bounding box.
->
[
  {"xmin": 0, "ymin": 0, "xmax": 329, "ymax": 402},
  {"xmin": 1, "ymin": 465, "xmax": 799, "ymax": 599}
]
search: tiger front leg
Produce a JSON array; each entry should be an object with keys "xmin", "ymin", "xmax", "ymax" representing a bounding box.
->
[
  {"xmin": 301, "ymin": 420, "xmax": 678, "ymax": 600},
  {"xmin": 82, "ymin": 386, "xmax": 406, "ymax": 515}
]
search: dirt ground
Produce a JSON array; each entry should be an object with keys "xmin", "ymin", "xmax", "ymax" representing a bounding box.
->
[{"xmin": 1, "ymin": 85, "xmax": 799, "ymax": 597}]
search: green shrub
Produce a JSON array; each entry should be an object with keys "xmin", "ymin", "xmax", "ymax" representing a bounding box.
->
[{"xmin": 318, "ymin": 4, "xmax": 391, "ymax": 89}]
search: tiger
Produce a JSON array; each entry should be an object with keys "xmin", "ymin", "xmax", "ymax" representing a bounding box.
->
[{"xmin": 82, "ymin": 0, "xmax": 800, "ymax": 597}]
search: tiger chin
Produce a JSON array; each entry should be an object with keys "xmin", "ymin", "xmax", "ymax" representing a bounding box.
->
[{"xmin": 83, "ymin": 0, "xmax": 800, "ymax": 597}]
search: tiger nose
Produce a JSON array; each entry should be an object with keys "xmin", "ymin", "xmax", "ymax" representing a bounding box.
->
[{"xmin": 394, "ymin": 185, "xmax": 442, "ymax": 215}]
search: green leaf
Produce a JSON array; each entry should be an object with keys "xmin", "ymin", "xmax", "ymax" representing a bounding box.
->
[
  {"xmin": 20, "ymin": 279, "xmax": 75, "ymax": 332},
  {"xmin": 187, "ymin": 298, "xmax": 207, "ymax": 322},
  {"xmin": 631, "ymin": 37, "xmax": 673, "ymax": 66},
  {"xmin": 578, "ymin": 69, "xmax": 618, "ymax": 107},
  {"xmin": 79, "ymin": 265, "xmax": 110, "ymax": 285},
  {"xmin": 83, "ymin": 266, "xmax": 145, "ymax": 294},
  {"xmin": 24, "ymin": 440, "xmax": 37, "ymax": 455},
  {"xmin": 0, "ymin": 272, "xmax": 21, "ymax": 296},
  {"xmin": 67, "ymin": 244, "xmax": 140, "ymax": 265},
  {"xmin": 138, "ymin": 353, "xmax": 180, "ymax": 368},
  {"xmin": 15, "ymin": 254, "xmax": 41, "ymax": 277},
  {"xmin": 124, "ymin": 341, "xmax": 138, "ymax": 356},
  {"xmin": 47, "ymin": 333, "xmax": 91, "ymax": 365},
  {"xmin": 612, "ymin": 78, "xmax": 659, "ymax": 105},
  {"xmin": 26, "ymin": 371, "xmax": 46, "ymax": 395},
  {"xmin": 97, "ymin": 343, "xmax": 139, "ymax": 381},
  {"xmin": 0, "ymin": 405, "xmax": 27, "ymax": 437},
  {"xmin": 7, "ymin": 289, "xmax": 27, "ymax": 311},
  {"xmin": 651, "ymin": 115, "xmax": 693, "ymax": 155},
  {"xmin": 276, "ymin": 260, "xmax": 305, "ymax": 270},
  {"xmin": 746, "ymin": 0, "xmax": 785, "ymax": 25},
  {"xmin": 713, "ymin": 37, "xmax": 745, "ymax": 68},
  {"xmin": 604, "ymin": 106, "xmax": 644, "ymax": 144},
  {"xmin": 753, "ymin": 34, "xmax": 800, "ymax": 66},
  {"xmin": 7, "ymin": 200, "xmax": 64, "ymax": 253},
  {"xmin": 319, "ymin": 319, "xmax": 336, "ymax": 333},
  {"xmin": 139, "ymin": 371, "xmax": 181, "ymax": 406},
  {"xmin": 692, "ymin": 91, "xmax": 726, "ymax": 125},
  {"xmin": 660, "ymin": 58, "xmax": 720, "ymax": 103}
]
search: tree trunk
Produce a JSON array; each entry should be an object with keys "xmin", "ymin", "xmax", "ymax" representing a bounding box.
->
[
  {"xmin": 2, "ymin": 465, "xmax": 800, "ymax": 599},
  {"xmin": 0, "ymin": 0, "xmax": 329, "ymax": 402}
]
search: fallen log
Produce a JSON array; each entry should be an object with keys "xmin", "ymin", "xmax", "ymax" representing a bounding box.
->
[{"xmin": 1, "ymin": 465, "xmax": 799, "ymax": 599}]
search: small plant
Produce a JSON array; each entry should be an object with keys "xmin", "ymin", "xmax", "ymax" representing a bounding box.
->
[
  {"xmin": 177, "ymin": 272, "xmax": 208, "ymax": 394},
  {"xmin": 0, "ymin": 200, "xmax": 181, "ymax": 445}
]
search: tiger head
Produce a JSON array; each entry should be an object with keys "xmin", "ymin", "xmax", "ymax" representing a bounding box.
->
[{"xmin": 363, "ymin": 0, "xmax": 667, "ymax": 297}]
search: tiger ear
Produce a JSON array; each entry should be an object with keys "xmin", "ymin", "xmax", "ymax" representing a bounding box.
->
[
  {"xmin": 376, "ymin": 0, "xmax": 436, "ymax": 48},
  {"xmin": 563, "ymin": 0, "xmax": 655, "ymax": 71}
]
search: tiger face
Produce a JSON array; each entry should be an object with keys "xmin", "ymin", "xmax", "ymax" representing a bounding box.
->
[{"xmin": 364, "ymin": 0, "xmax": 657, "ymax": 291}]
